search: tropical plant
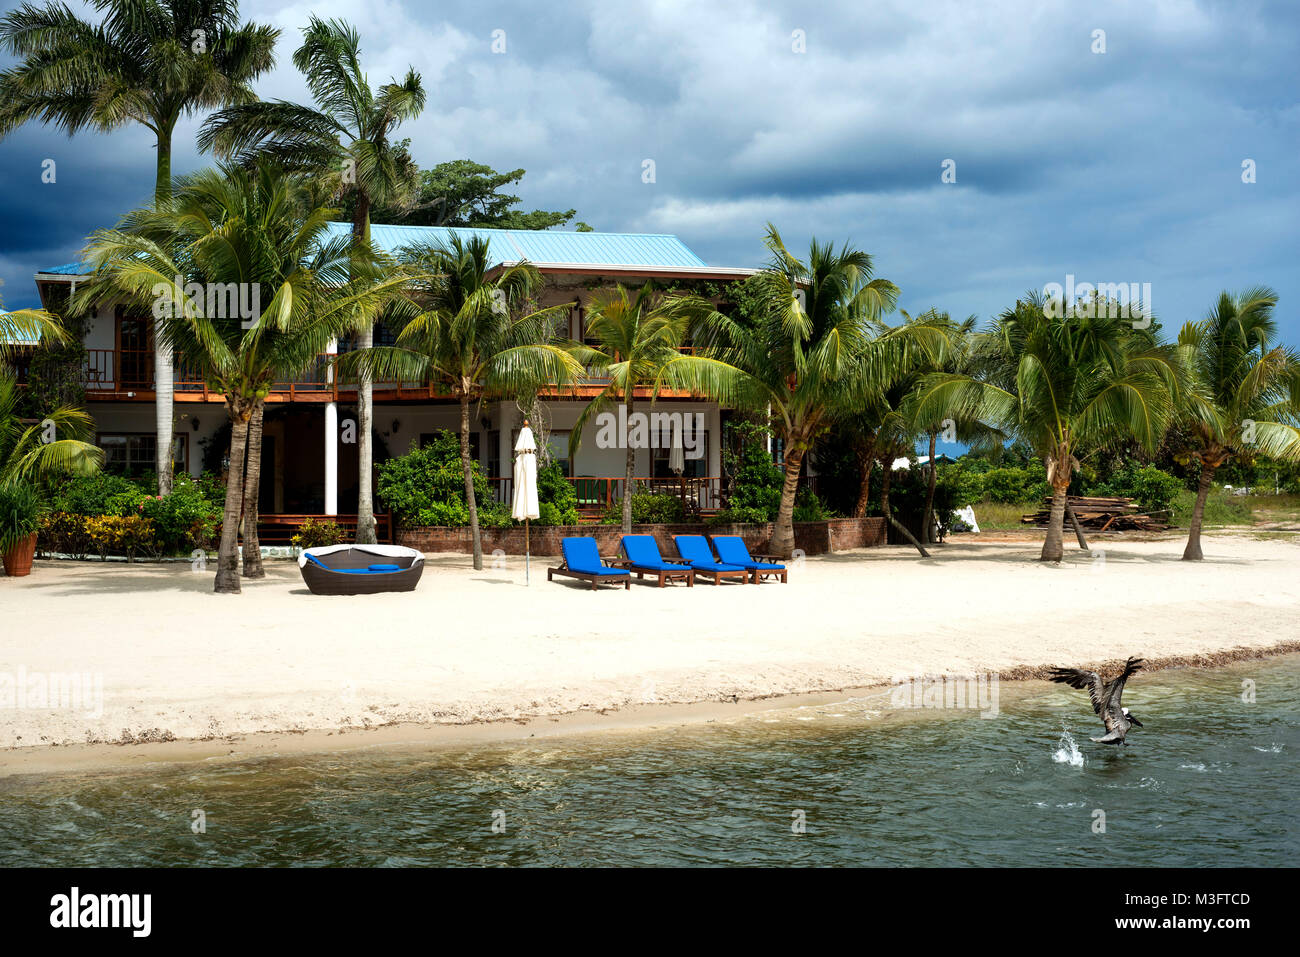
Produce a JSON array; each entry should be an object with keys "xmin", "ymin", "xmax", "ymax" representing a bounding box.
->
[
  {"xmin": 1173, "ymin": 288, "xmax": 1300, "ymax": 560},
  {"xmin": 77, "ymin": 160, "xmax": 408, "ymax": 592},
  {"xmin": 339, "ymin": 237, "xmax": 579, "ymax": 567},
  {"xmin": 0, "ymin": 479, "xmax": 42, "ymax": 550},
  {"xmin": 199, "ymin": 16, "xmax": 425, "ymax": 544},
  {"xmin": 290, "ymin": 517, "xmax": 347, "ymax": 550},
  {"xmin": 0, "ymin": 0, "xmax": 278, "ymax": 494},
  {"xmin": 569, "ymin": 282, "xmax": 735, "ymax": 534},
  {"xmin": 909, "ymin": 290, "xmax": 1184, "ymax": 561},
  {"xmin": 692, "ymin": 225, "xmax": 922, "ymax": 556}
]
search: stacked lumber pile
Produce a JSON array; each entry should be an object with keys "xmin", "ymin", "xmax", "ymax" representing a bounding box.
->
[{"xmin": 1021, "ymin": 495, "xmax": 1173, "ymax": 532}]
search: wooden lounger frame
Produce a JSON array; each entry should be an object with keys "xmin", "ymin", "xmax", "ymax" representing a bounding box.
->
[
  {"xmin": 745, "ymin": 553, "xmax": 788, "ymax": 584},
  {"xmin": 690, "ymin": 565, "xmax": 750, "ymax": 585},
  {"xmin": 547, "ymin": 560, "xmax": 631, "ymax": 590},
  {"xmin": 608, "ymin": 558, "xmax": 695, "ymax": 587}
]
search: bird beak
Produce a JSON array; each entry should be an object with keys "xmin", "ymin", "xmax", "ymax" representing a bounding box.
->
[{"xmin": 1130, "ymin": 716, "xmax": 1143, "ymax": 728}]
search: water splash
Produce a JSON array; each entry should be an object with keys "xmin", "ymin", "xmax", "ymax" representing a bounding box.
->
[{"xmin": 1052, "ymin": 728, "xmax": 1085, "ymax": 767}]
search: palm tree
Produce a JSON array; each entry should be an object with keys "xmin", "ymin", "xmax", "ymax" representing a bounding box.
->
[
  {"xmin": 1, "ymin": 306, "xmax": 102, "ymax": 484},
  {"xmin": 910, "ymin": 290, "xmax": 1183, "ymax": 562},
  {"xmin": 199, "ymin": 17, "xmax": 425, "ymax": 544},
  {"xmin": 692, "ymin": 225, "xmax": 903, "ymax": 557},
  {"xmin": 336, "ymin": 236, "xmax": 582, "ymax": 570},
  {"xmin": 565, "ymin": 283, "xmax": 732, "ymax": 534},
  {"xmin": 1175, "ymin": 288, "xmax": 1300, "ymax": 560},
  {"xmin": 78, "ymin": 161, "xmax": 407, "ymax": 592},
  {"xmin": 0, "ymin": 0, "xmax": 278, "ymax": 495}
]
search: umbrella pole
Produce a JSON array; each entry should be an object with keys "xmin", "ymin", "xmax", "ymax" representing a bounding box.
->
[{"xmin": 525, "ymin": 518, "xmax": 530, "ymax": 585}]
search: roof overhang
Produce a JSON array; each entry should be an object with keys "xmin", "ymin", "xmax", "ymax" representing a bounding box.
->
[{"xmin": 491, "ymin": 262, "xmax": 760, "ymax": 281}]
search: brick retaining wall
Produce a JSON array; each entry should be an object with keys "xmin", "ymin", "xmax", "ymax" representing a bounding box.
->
[{"xmin": 396, "ymin": 517, "xmax": 886, "ymax": 556}]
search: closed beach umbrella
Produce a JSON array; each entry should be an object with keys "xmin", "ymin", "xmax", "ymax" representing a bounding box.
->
[
  {"xmin": 512, "ymin": 421, "xmax": 540, "ymax": 583},
  {"xmin": 668, "ymin": 420, "xmax": 686, "ymax": 508}
]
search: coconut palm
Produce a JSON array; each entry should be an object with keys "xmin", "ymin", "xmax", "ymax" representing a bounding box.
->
[
  {"xmin": 0, "ymin": 0, "xmax": 278, "ymax": 495},
  {"xmin": 199, "ymin": 16, "xmax": 425, "ymax": 544},
  {"xmin": 1175, "ymin": 288, "xmax": 1300, "ymax": 561},
  {"xmin": 564, "ymin": 283, "xmax": 740, "ymax": 534},
  {"xmin": 335, "ymin": 236, "xmax": 582, "ymax": 570},
  {"xmin": 692, "ymin": 225, "xmax": 905, "ymax": 557},
  {"xmin": 910, "ymin": 290, "xmax": 1183, "ymax": 562},
  {"xmin": 78, "ymin": 161, "xmax": 408, "ymax": 592}
]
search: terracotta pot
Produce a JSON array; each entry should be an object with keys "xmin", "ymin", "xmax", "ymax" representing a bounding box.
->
[{"xmin": 2, "ymin": 532, "xmax": 38, "ymax": 577}]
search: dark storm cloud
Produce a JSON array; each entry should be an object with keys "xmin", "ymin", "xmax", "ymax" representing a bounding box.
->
[{"xmin": 0, "ymin": 0, "xmax": 1296, "ymax": 335}]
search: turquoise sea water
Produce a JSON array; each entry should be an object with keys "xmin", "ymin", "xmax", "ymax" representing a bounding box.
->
[{"xmin": 1, "ymin": 656, "xmax": 1296, "ymax": 866}]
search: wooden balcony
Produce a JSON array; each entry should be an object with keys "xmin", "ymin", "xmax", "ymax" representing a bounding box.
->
[{"xmin": 74, "ymin": 346, "xmax": 707, "ymax": 403}]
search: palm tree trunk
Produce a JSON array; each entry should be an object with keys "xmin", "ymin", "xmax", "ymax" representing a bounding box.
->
[
  {"xmin": 154, "ymin": 134, "xmax": 174, "ymax": 496},
  {"xmin": 879, "ymin": 455, "xmax": 929, "ymax": 558},
  {"xmin": 214, "ymin": 404, "xmax": 249, "ymax": 594},
  {"xmin": 769, "ymin": 444, "xmax": 804, "ymax": 558},
  {"xmin": 460, "ymin": 393, "xmax": 483, "ymax": 570},
  {"xmin": 1041, "ymin": 482, "xmax": 1069, "ymax": 562},
  {"xmin": 1182, "ymin": 464, "xmax": 1216, "ymax": 561},
  {"xmin": 1065, "ymin": 502, "xmax": 1089, "ymax": 550},
  {"xmin": 352, "ymin": 195, "xmax": 377, "ymax": 545},
  {"xmin": 622, "ymin": 393, "xmax": 635, "ymax": 534},
  {"xmin": 921, "ymin": 430, "xmax": 938, "ymax": 543},
  {"xmin": 241, "ymin": 401, "xmax": 265, "ymax": 579},
  {"xmin": 852, "ymin": 440, "xmax": 875, "ymax": 518}
]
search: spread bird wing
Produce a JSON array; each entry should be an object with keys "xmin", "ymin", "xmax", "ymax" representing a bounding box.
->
[
  {"xmin": 1048, "ymin": 667, "xmax": 1105, "ymax": 715},
  {"xmin": 1102, "ymin": 657, "xmax": 1144, "ymax": 712}
]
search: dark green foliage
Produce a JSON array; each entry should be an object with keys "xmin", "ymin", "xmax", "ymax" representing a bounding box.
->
[
  {"xmin": 601, "ymin": 492, "xmax": 686, "ymax": 525},
  {"xmin": 978, "ymin": 464, "xmax": 1050, "ymax": 504},
  {"xmin": 536, "ymin": 462, "xmax": 580, "ymax": 526},
  {"xmin": 376, "ymin": 431, "xmax": 511, "ymax": 528},
  {"xmin": 372, "ymin": 157, "xmax": 589, "ymax": 230},
  {"xmin": 1091, "ymin": 462, "xmax": 1183, "ymax": 512}
]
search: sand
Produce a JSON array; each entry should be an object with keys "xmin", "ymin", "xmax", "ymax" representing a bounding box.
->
[{"xmin": 1, "ymin": 533, "xmax": 1297, "ymax": 770}]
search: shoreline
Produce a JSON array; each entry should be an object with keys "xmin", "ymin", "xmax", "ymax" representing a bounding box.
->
[
  {"xmin": 4, "ymin": 534, "xmax": 1299, "ymax": 776},
  {"xmin": 4, "ymin": 641, "xmax": 1296, "ymax": 778}
]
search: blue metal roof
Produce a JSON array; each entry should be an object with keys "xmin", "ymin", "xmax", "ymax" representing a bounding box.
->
[
  {"xmin": 323, "ymin": 223, "xmax": 710, "ymax": 269},
  {"xmin": 40, "ymin": 225, "xmax": 713, "ymax": 276}
]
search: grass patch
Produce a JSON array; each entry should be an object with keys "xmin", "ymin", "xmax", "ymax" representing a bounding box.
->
[{"xmin": 970, "ymin": 500, "xmax": 1037, "ymax": 531}]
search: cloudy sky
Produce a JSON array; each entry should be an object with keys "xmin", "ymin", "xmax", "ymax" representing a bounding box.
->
[{"xmin": 1, "ymin": 0, "xmax": 1297, "ymax": 340}]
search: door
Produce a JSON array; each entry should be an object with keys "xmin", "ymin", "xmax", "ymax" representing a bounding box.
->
[{"xmin": 116, "ymin": 307, "xmax": 154, "ymax": 388}]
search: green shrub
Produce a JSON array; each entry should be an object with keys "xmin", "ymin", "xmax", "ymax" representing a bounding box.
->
[
  {"xmin": 980, "ymin": 464, "xmax": 1049, "ymax": 504},
  {"xmin": 707, "ymin": 505, "xmax": 770, "ymax": 526},
  {"xmin": 601, "ymin": 491, "xmax": 686, "ymax": 525},
  {"xmin": 377, "ymin": 430, "xmax": 511, "ymax": 528},
  {"xmin": 792, "ymin": 487, "xmax": 831, "ymax": 522},
  {"xmin": 45, "ymin": 472, "xmax": 142, "ymax": 516},
  {"xmin": 291, "ymin": 517, "xmax": 348, "ymax": 549},
  {"xmin": 536, "ymin": 462, "xmax": 580, "ymax": 526},
  {"xmin": 1091, "ymin": 463, "xmax": 1183, "ymax": 513},
  {"xmin": 725, "ymin": 441, "xmax": 783, "ymax": 520},
  {"xmin": 83, "ymin": 514, "xmax": 159, "ymax": 561},
  {"xmin": 137, "ymin": 474, "xmax": 222, "ymax": 553}
]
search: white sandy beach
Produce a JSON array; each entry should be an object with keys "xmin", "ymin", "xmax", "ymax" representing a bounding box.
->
[{"xmin": 1, "ymin": 533, "xmax": 1297, "ymax": 765}]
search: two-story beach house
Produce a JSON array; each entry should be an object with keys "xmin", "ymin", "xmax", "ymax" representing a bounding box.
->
[{"xmin": 21, "ymin": 225, "xmax": 758, "ymax": 539}]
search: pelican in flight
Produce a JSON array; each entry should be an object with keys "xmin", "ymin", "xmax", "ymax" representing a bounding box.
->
[{"xmin": 1049, "ymin": 657, "xmax": 1145, "ymax": 745}]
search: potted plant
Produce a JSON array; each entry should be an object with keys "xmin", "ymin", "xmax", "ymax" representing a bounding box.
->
[{"xmin": 0, "ymin": 481, "xmax": 42, "ymax": 576}]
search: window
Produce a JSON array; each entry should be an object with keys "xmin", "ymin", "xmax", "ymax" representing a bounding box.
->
[
  {"xmin": 652, "ymin": 428, "xmax": 709, "ymax": 478},
  {"xmin": 97, "ymin": 433, "xmax": 187, "ymax": 476}
]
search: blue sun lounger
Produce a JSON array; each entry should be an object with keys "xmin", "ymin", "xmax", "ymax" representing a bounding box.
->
[
  {"xmin": 710, "ymin": 535, "xmax": 788, "ymax": 583},
  {"xmin": 673, "ymin": 534, "xmax": 750, "ymax": 585},
  {"xmin": 614, "ymin": 535, "xmax": 694, "ymax": 587},
  {"xmin": 548, "ymin": 537, "xmax": 631, "ymax": 590}
]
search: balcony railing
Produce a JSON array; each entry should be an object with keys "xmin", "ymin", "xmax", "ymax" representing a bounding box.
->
[
  {"xmin": 74, "ymin": 345, "xmax": 705, "ymax": 399},
  {"xmin": 488, "ymin": 474, "xmax": 721, "ymax": 517}
]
